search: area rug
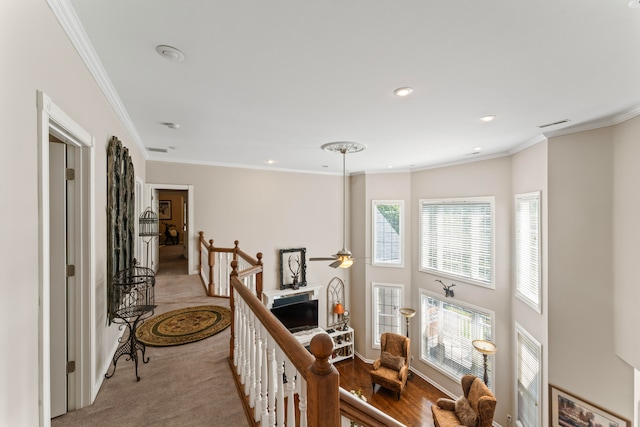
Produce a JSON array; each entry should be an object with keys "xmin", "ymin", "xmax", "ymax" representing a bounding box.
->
[{"xmin": 136, "ymin": 305, "xmax": 231, "ymax": 347}]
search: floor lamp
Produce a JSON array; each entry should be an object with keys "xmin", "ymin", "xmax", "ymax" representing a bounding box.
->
[
  {"xmin": 399, "ymin": 308, "xmax": 416, "ymax": 380},
  {"xmin": 472, "ymin": 339, "xmax": 497, "ymax": 386}
]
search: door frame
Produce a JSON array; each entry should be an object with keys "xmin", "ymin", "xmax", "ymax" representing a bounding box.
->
[
  {"xmin": 37, "ymin": 91, "xmax": 95, "ymax": 426},
  {"xmin": 146, "ymin": 183, "xmax": 196, "ymax": 274}
]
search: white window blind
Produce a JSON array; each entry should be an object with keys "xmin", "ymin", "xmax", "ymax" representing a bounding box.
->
[
  {"xmin": 420, "ymin": 198, "xmax": 494, "ymax": 287},
  {"xmin": 372, "ymin": 283, "xmax": 403, "ymax": 347},
  {"xmin": 515, "ymin": 192, "xmax": 541, "ymax": 312},
  {"xmin": 420, "ymin": 290, "xmax": 493, "ymax": 384},
  {"xmin": 516, "ymin": 324, "xmax": 541, "ymax": 427},
  {"xmin": 373, "ymin": 201, "xmax": 404, "ymax": 267}
]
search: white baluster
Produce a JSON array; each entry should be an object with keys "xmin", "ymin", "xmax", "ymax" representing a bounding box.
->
[
  {"xmin": 254, "ymin": 321, "xmax": 263, "ymax": 421},
  {"xmin": 276, "ymin": 347, "xmax": 285, "ymax": 427},
  {"xmin": 267, "ymin": 333, "xmax": 277, "ymax": 427},
  {"xmin": 233, "ymin": 290, "xmax": 239, "ymax": 368},
  {"xmin": 284, "ymin": 361, "xmax": 296, "ymax": 427},
  {"xmin": 248, "ymin": 310, "xmax": 256, "ymax": 406},
  {"xmin": 260, "ymin": 324, "xmax": 269, "ymax": 424},
  {"xmin": 298, "ymin": 376, "xmax": 307, "ymax": 427},
  {"xmin": 243, "ymin": 302, "xmax": 251, "ymax": 394}
]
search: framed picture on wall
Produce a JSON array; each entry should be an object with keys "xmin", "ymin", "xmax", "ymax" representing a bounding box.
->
[
  {"xmin": 550, "ymin": 384, "xmax": 630, "ymax": 427},
  {"xmin": 159, "ymin": 200, "xmax": 172, "ymax": 220}
]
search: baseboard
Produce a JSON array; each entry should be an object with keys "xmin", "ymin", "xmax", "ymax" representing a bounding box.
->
[{"xmin": 93, "ymin": 325, "xmax": 126, "ymax": 401}]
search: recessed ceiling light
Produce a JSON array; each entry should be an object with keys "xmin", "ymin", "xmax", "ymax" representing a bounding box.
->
[
  {"xmin": 629, "ymin": 0, "xmax": 640, "ymax": 8},
  {"xmin": 267, "ymin": 159, "xmax": 275, "ymax": 165},
  {"xmin": 156, "ymin": 45, "xmax": 185, "ymax": 62},
  {"xmin": 387, "ymin": 165, "xmax": 394, "ymax": 169},
  {"xmin": 393, "ymin": 87, "xmax": 413, "ymax": 97},
  {"xmin": 480, "ymin": 115, "xmax": 496, "ymax": 122},
  {"xmin": 472, "ymin": 146, "xmax": 482, "ymax": 154}
]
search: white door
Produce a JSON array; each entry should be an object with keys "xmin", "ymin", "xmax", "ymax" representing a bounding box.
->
[{"xmin": 49, "ymin": 141, "xmax": 75, "ymax": 417}]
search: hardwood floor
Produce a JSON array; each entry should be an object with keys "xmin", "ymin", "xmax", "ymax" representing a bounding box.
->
[{"xmin": 335, "ymin": 356, "xmax": 446, "ymax": 427}]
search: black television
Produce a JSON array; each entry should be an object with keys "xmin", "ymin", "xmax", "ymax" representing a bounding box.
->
[{"xmin": 271, "ymin": 299, "xmax": 319, "ymax": 333}]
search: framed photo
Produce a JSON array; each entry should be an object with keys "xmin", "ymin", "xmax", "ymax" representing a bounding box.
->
[
  {"xmin": 279, "ymin": 248, "xmax": 307, "ymax": 290},
  {"xmin": 550, "ymin": 384, "xmax": 630, "ymax": 427},
  {"xmin": 159, "ymin": 200, "xmax": 172, "ymax": 220}
]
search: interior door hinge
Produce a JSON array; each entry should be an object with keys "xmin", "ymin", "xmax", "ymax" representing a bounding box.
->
[
  {"xmin": 65, "ymin": 168, "xmax": 75, "ymax": 180},
  {"xmin": 66, "ymin": 265, "xmax": 75, "ymax": 277},
  {"xmin": 67, "ymin": 361, "xmax": 76, "ymax": 374}
]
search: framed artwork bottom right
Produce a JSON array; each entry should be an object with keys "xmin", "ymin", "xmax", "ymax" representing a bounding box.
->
[{"xmin": 550, "ymin": 384, "xmax": 630, "ymax": 427}]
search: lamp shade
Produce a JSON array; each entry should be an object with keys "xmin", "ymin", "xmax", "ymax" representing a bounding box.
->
[
  {"xmin": 472, "ymin": 339, "xmax": 497, "ymax": 355},
  {"xmin": 334, "ymin": 302, "xmax": 345, "ymax": 315}
]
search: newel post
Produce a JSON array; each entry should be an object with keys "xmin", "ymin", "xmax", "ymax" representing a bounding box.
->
[
  {"xmin": 208, "ymin": 239, "xmax": 215, "ymax": 296},
  {"xmin": 255, "ymin": 252, "xmax": 263, "ymax": 301},
  {"xmin": 229, "ymin": 260, "xmax": 238, "ymax": 361},
  {"xmin": 306, "ymin": 334, "xmax": 340, "ymax": 427},
  {"xmin": 233, "ymin": 240, "xmax": 240, "ymax": 262}
]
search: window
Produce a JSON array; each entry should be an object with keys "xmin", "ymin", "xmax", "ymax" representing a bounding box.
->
[
  {"xmin": 419, "ymin": 197, "xmax": 494, "ymax": 288},
  {"xmin": 372, "ymin": 200, "xmax": 404, "ymax": 267},
  {"xmin": 516, "ymin": 324, "xmax": 541, "ymax": 427},
  {"xmin": 420, "ymin": 290, "xmax": 494, "ymax": 384},
  {"xmin": 515, "ymin": 192, "xmax": 541, "ymax": 312},
  {"xmin": 372, "ymin": 283, "xmax": 403, "ymax": 348}
]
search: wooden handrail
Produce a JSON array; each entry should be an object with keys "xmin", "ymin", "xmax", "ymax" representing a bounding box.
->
[
  {"xmin": 339, "ymin": 388, "xmax": 406, "ymax": 427},
  {"xmin": 198, "ymin": 232, "xmax": 262, "ymax": 298}
]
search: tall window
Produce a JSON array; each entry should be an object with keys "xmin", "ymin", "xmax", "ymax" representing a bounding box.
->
[
  {"xmin": 372, "ymin": 283, "xmax": 403, "ymax": 348},
  {"xmin": 420, "ymin": 290, "xmax": 494, "ymax": 384},
  {"xmin": 516, "ymin": 324, "xmax": 541, "ymax": 427},
  {"xmin": 515, "ymin": 192, "xmax": 541, "ymax": 312},
  {"xmin": 419, "ymin": 197, "xmax": 494, "ymax": 288},
  {"xmin": 372, "ymin": 200, "xmax": 404, "ymax": 267}
]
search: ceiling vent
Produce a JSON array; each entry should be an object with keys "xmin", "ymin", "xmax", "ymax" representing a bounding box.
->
[
  {"xmin": 538, "ymin": 119, "xmax": 570, "ymax": 129},
  {"xmin": 147, "ymin": 147, "xmax": 168, "ymax": 153}
]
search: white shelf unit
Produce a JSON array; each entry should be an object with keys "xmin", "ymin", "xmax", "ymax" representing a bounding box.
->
[{"xmin": 328, "ymin": 327, "xmax": 354, "ymax": 363}]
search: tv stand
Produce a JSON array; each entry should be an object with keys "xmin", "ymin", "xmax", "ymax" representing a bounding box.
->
[{"xmin": 293, "ymin": 327, "xmax": 354, "ymax": 363}]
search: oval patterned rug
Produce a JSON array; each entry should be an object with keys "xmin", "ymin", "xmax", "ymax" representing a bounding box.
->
[{"xmin": 136, "ymin": 305, "xmax": 231, "ymax": 347}]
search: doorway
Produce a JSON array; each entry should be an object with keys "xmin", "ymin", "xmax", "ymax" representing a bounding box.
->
[
  {"xmin": 38, "ymin": 91, "xmax": 94, "ymax": 426},
  {"xmin": 158, "ymin": 190, "xmax": 189, "ymax": 275}
]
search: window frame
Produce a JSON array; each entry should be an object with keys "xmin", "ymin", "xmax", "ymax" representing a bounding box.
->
[
  {"xmin": 419, "ymin": 197, "xmax": 495, "ymax": 289},
  {"xmin": 515, "ymin": 191, "xmax": 542, "ymax": 313},
  {"xmin": 372, "ymin": 200, "xmax": 404, "ymax": 268},
  {"xmin": 515, "ymin": 323, "xmax": 542, "ymax": 427},
  {"xmin": 371, "ymin": 282, "xmax": 404, "ymax": 349},
  {"xmin": 419, "ymin": 289, "xmax": 495, "ymax": 386}
]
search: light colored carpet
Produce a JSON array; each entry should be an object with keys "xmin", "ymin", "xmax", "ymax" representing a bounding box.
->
[{"xmin": 52, "ymin": 245, "xmax": 249, "ymax": 427}]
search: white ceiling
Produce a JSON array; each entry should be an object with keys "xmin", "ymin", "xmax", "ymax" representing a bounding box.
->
[{"xmin": 66, "ymin": 0, "xmax": 640, "ymax": 174}]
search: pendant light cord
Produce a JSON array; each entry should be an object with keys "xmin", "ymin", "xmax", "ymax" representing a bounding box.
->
[{"xmin": 342, "ymin": 148, "xmax": 347, "ymax": 251}]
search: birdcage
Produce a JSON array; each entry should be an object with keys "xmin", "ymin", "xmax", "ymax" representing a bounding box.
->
[
  {"xmin": 111, "ymin": 260, "xmax": 156, "ymax": 319},
  {"xmin": 139, "ymin": 207, "xmax": 158, "ymax": 237}
]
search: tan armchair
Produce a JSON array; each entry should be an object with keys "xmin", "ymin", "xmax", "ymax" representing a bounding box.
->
[
  {"xmin": 370, "ymin": 332, "xmax": 410, "ymax": 400},
  {"xmin": 431, "ymin": 374, "xmax": 496, "ymax": 427}
]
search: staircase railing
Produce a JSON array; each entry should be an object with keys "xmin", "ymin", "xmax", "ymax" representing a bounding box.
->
[
  {"xmin": 198, "ymin": 231, "xmax": 260, "ymax": 297},
  {"xmin": 219, "ymin": 243, "xmax": 405, "ymax": 427}
]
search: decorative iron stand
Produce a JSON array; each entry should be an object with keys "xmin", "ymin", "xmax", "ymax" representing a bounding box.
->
[{"xmin": 105, "ymin": 260, "xmax": 156, "ymax": 381}]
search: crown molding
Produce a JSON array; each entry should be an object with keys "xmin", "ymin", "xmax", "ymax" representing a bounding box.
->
[
  {"xmin": 544, "ymin": 105, "xmax": 640, "ymax": 139},
  {"xmin": 47, "ymin": 0, "xmax": 148, "ymax": 159}
]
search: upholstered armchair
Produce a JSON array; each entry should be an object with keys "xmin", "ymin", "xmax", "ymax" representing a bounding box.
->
[
  {"xmin": 370, "ymin": 332, "xmax": 410, "ymax": 400},
  {"xmin": 431, "ymin": 374, "xmax": 497, "ymax": 427}
]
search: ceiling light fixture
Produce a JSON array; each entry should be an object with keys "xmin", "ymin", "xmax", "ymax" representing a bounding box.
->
[
  {"xmin": 155, "ymin": 45, "xmax": 185, "ymax": 62},
  {"xmin": 393, "ymin": 87, "xmax": 413, "ymax": 97},
  {"xmin": 310, "ymin": 142, "xmax": 366, "ymax": 268},
  {"xmin": 267, "ymin": 159, "xmax": 275, "ymax": 165},
  {"xmin": 480, "ymin": 115, "xmax": 496, "ymax": 122},
  {"xmin": 629, "ymin": 0, "xmax": 640, "ymax": 8}
]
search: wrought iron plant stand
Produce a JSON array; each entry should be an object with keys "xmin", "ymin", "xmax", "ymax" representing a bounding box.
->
[{"xmin": 105, "ymin": 260, "xmax": 156, "ymax": 381}]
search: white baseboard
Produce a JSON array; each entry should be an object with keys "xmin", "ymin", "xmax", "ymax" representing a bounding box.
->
[{"xmin": 93, "ymin": 325, "xmax": 126, "ymax": 401}]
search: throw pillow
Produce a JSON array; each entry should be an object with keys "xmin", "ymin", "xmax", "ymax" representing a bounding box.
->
[
  {"xmin": 455, "ymin": 397, "xmax": 478, "ymax": 427},
  {"xmin": 380, "ymin": 351, "xmax": 405, "ymax": 371}
]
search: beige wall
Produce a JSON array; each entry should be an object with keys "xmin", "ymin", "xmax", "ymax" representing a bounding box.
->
[
  {"xmin": 548, "ymin": 126, "xmax": 632, "ymax": 418},
  {"xmin": 613, "ymin": 116, "xmax": 640, "ymax": 373},
  {"xmin": 410, "ymin": 157, "xmax": 513, "ymax": 423},
  {"xmin": 1, "ymin": 0, "xmax": 145, "ymax": 425},
  {"xmin": 146, "ymin": 161, "xmax": 349, "ymax": 327}
]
